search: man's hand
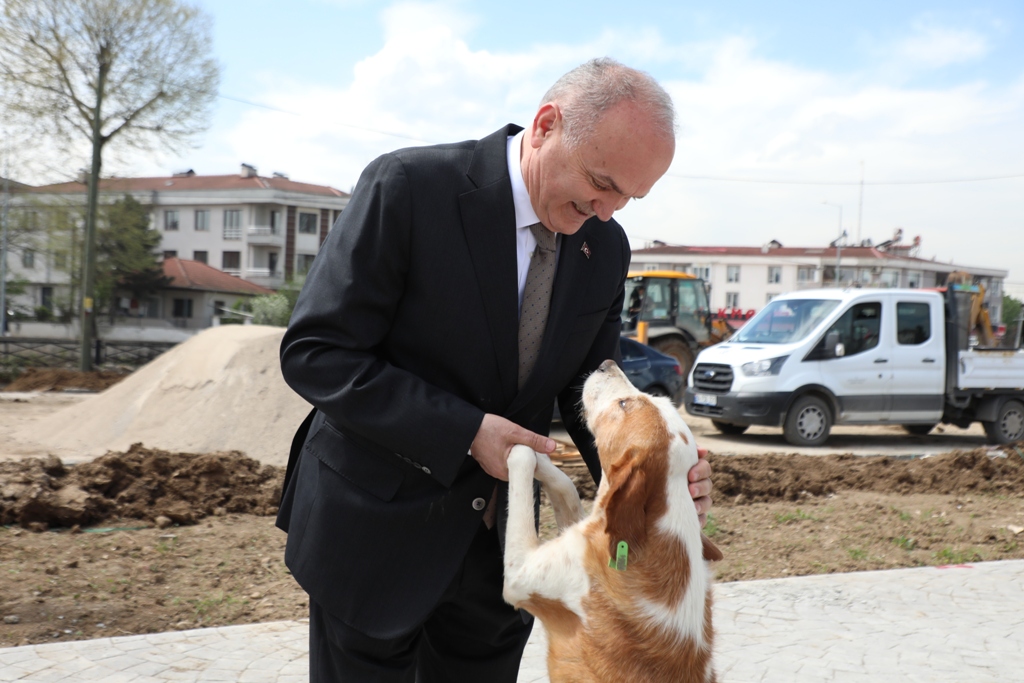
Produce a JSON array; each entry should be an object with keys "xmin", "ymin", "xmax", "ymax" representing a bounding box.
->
[
  {"xmin": 689, "ymin": 447, "xmax": 713, "ymax": 527},
  {"xmin": 470, "ymin": 414, "xmax": 556, "ymax": 481}
]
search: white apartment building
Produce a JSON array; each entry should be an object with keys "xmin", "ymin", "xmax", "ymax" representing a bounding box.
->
[
  {"xmin": 3, "ymin": 164, "xmax": 348, "ymax": 318},
  {"xmin": 630, "ymin": 237, "xmax": 1008, "ymax": 323}
]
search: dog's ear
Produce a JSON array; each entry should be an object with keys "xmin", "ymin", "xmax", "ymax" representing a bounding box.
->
[
  {"xmin": 603, "ymin": 454, "xmax": 648, "ymax": 559},
  {"xmin": 701, "ymin": 532, "xmax": 723, "ymax": 562}
]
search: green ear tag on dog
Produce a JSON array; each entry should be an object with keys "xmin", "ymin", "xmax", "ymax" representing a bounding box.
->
[{"xmin": 608, "ymin": 541, "xmax": 629, "ymax": 571}]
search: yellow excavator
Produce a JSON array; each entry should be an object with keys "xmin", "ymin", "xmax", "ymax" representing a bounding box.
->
[
  {"xmin": 946, "ymin": 271, "xmax": 997, "ymax": 347},
  {"xmin": 620, "ymin": 270, "xmax": 731, "ymax": 378}
]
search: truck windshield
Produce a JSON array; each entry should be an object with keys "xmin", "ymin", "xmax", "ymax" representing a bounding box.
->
[{"xmin": 733, "ymin": 299, "xmax": 841, "ymax": 344}]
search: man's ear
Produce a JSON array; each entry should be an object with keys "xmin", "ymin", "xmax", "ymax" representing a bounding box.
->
[
  {"xmin": 603, "ymin": 455, "xmax": 647, "ymax": 559},
  {"xmin": 530, "ymin": 103, "xmax": 560, "ymax": 147}
]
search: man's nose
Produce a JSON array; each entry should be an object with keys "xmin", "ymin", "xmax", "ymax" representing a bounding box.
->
[{"xmin": 592, "ymin": 194, "xmax": 630, "ymax": 221}]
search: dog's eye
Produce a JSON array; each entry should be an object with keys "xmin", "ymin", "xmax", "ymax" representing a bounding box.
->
[{"xmin": 619, "ymin": 400, "xmax": 627, "ymax": 409}]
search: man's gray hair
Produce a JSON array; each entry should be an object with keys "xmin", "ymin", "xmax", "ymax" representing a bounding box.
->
[{"xmin": 541, "ymin": 58, "xmax": 676, "ymax": 149}]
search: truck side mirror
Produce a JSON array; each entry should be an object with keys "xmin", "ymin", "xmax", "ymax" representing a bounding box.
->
[{"xmin": 825, "ymin": 330, "xmax": 844, "ymax": 358}]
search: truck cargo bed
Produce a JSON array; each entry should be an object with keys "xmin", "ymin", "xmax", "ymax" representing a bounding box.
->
[{"xmin": 957, "ymin": 348, "xmax": 1024, "ymax": 390}]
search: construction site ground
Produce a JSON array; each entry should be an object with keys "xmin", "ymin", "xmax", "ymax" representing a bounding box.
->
[{"xmin": 3, "ymin": 389, "xmax": 1024, "ymax": 649}]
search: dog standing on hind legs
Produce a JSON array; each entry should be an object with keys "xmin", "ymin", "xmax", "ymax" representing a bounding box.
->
[{"xmin": 504, "ymin": 359, "xmax": 722, "ymax": 682}]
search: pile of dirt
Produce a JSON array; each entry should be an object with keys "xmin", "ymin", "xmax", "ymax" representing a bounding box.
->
[
  {"xmin": 0, "ymin": 444, "xmax": 283, "ymax": 530},
  {"xmin": 709, "ymin": 445, "xmax": 1024, "ymax": 504},
  {"xmin": 3, "ymin": 368, "xmax": 129, "ymax": 393},
  {"xmin": 16, "ymin": 325, "xmax": 311, "ymax": 466}
]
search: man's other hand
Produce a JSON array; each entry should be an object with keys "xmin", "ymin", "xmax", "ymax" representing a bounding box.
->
[
  {"xmin": 689, "ymin": 447, "xmax": 713, "ymax": 527},
  {"xmin": 470, "ymin": 414, "xmax": 557, "ymax": 481}
]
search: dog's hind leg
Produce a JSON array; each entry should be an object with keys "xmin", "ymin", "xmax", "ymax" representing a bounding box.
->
[{"xmin": 534, "ymin": 452, "xmax": 585, "ymax": 531}]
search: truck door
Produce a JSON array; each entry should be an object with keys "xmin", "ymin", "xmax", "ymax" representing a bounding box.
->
[
  {"xmin": 675, "ymin": 278, "xmax": 710, "ymax": 345},
  {"xmin": 811, "ymin": 300, "xmax": 889, "ymax": 422},
  {"xmin": 888, "ymin": 297, "xmax": 945, "ymax": 423}
]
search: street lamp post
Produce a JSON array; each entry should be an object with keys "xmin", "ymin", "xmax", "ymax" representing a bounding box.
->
[{"xmin": 822, "ymin": 201, "xmax": 844, "ymax": 286}]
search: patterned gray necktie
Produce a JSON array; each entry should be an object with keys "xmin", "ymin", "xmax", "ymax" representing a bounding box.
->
[{"xmin": 518, "ymin": 223, "xmax": 558, "ymax": 389}]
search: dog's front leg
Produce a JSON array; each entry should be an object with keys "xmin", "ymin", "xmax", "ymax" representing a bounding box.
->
[
  {"xmin": 503, "ymin": 445, "xmax": 540, "ymax": 605},
  {"xmin": 534, "ymin": 452, "xmax": 585, "ymax": 532}
]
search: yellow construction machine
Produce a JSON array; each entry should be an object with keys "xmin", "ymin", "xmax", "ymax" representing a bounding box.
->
[{"xmin": 620, "ymin": 270, "xmax": 731, "ymax": 378}]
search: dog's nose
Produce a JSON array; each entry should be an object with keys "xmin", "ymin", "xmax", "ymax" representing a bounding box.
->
[{"xmin": 598, "ymin": 359, "xmax": 616, "ymax": 372}]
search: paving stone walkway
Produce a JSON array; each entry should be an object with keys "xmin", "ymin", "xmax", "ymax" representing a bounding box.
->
[{"xmin": 2, "ymin": 560, "xmax": 1021, "ymax": 682}]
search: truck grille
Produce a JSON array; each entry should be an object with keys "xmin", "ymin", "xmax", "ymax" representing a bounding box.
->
[{"xmin": 692, "ymin": 363, "xmax": 733, "ymax": 393}]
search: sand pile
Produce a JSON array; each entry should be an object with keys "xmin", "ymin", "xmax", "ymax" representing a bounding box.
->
[
  {"xmin": 17, "ymin": 326, "xmax": 311, "ymax": 466},
  {"xmin": 3, "ymin": 368, "xmax": 128, "ymax": 393}
]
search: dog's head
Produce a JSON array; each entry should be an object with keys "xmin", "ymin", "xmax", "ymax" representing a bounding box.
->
[{"xmin": 583, "ymin": 359, "xmax": 721, "ymax": 563}]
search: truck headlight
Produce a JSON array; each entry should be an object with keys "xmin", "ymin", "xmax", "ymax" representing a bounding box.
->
[{"xmin": 740, "ymin": 356, "xmax": 789, "ymax": 377}]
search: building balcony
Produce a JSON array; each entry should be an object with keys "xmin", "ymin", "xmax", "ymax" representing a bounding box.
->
[
  {"xmin": 245, "ymin": 268, "xmax": 284, "ymax": 290},
  {"xmin": 246, "ymin": 225, "xmax": 283, "ymax": 245}
]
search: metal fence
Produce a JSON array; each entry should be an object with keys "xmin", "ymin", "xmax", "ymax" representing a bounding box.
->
[{"xmin": 0, "ymin": 337, "xmax": 177, "ymax": 369}]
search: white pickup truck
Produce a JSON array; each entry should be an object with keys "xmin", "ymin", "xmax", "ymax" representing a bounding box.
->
[{"xmin": 684, "ymin": 287, "xmax": 1024, "ymax": 446}]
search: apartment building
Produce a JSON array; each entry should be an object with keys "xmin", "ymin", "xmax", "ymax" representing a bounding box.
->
[{"xmin": 630, "ymin": 236, "xmax": 1008, "ymax": 322}]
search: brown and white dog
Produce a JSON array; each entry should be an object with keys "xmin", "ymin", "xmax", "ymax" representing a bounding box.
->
[{"xmin": 503, "ymin": 359, "xmax": 721, "ymax": 683}]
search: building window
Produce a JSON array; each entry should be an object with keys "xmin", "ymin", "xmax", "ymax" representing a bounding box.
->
[
  {"xmin": 880, "ymin": 269, "xmax": 900, "ymax": 288},
  {"xmin": 690, "ymin": 266, "xmax": 711, "ymax": 280},
  {"xmin": 766, "ymin": 293, "xmax": 778, "ymax": 304},
  {"xmin": 22, "ymin": 249, "xmax": 35, "ymax": 268},
  {"xmin": 163, "ymin": 250, "xmax": 177, "ymax": 259},
  {"xmin": 297, "ymin": 253, "xmax": 317, "ymax": 274},
  {"xmin": 222, "ymin": 251, "xmax": 241, "ymax": 271},
  {"xmin": 41, "ymin": 286, "xmax": 53, "ymax": 311},
  {"xmin": 223, "ymin": 209, "xmax": 242, "ymax": 240},
  {"xmin": 54, "ymin": 251, "xmax": 67, "ymax": 269},
  {"xmin": 195, "ymin": 209, "xmax": 210, "ymax": 231},
  {"xmin": 172, "ymin": 298, "xmax": 193, "ymax": 318},
  {"xmin": 906, "ymin": 271, "xmax": 922, "ymax": 289},
  {"xmin": 726, "ymin": 292, "xmax": 740, "ymax": 308},
  {"xmin": 798, "ymin": 267, "xmax": 816, "ymax": 283},
  {"xmin": 165, "ymin": 210, "xmax": 179, "ymax": 231},
  {"xmin": 193, "ymin": 250, "xmax": 208, "ymax": 264},
  {"xmin": 767, "ymin": 266, "xmax": 782, "ymax": 284},
  {"xmin": 270, "ymin": 210, "xmax": 279, "ymax": 234},
  {"xmin": 727, "ymin": 265, "xmax": 740, "ymax": 283},
  {"xmin": 298, "ymin": 212, "xmax": 318, "ymax": 234},
  {"xmin": 643, "ymin": 263, "xmax": 659, "ymax": 271}
]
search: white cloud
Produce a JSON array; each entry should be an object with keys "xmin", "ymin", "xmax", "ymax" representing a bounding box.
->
[
  {"xmin": 898, "ymin": 23, "xmax": 990, "ymax": 68},
  {"xmin": 134, "ymin": 4, "xmax": 1023, "ymax": 281}
]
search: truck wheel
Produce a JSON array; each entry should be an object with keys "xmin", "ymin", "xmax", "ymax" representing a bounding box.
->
[
  {"xmin": 712, "ymin": 420, "xmax": 749, "ymax": 435},
  {"xmin": 902, "ymin": 424, "xmax": 936, "ymax": 436},
  {"xmin": 651, "ymin": 338, "xmax": 696, "ymax": 379},
  {"xmin": 983, "ymin": 400, "xmax": 1024, "ymax": 444},
  {"xmin": 784, "ymin": 395, "xmax": 832, "ymax": 447}
]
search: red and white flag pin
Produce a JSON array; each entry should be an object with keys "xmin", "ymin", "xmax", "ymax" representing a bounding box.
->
[{"xmin": 581, "ymin": 242, "xmax": 591, "ymax": 259}]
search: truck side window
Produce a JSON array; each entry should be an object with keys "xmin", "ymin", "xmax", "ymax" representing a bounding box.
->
[
  {"xmin": 808, "ymin": 302, "xmax": 882, "ymax": 359},
  {"xmin": 897, "ymin": 302, "xmax": 931, "ymax": 345}
]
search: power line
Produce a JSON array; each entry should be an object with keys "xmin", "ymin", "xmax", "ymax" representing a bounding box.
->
[{"xmin": 665, "ymin": 171, "xmax": 1024, "ymax": 186}]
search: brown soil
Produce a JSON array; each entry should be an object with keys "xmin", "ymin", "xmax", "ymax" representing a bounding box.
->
[
  {"xmin": 3, "ymin": 368, "xmax": 129, "ymax": 393},
  {"xmin": 2, "ymin": 445, "xmax": 1024, "ymax": 647}
]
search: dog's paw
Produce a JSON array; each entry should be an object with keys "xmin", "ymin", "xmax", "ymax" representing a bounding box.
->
[{"xmin": 507, "ymin": 445, "xmax": 537, "ymax": 477}]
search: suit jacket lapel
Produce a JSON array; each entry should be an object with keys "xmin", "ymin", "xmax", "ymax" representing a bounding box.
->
[{"xmin": 458, "ymin": 125, "xmax": 523, "ymax": 406}]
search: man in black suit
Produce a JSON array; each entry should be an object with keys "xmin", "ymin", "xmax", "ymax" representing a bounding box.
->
[{"xmin": 277, "ymin": 58, "xmax": 713, "ymax": 682}]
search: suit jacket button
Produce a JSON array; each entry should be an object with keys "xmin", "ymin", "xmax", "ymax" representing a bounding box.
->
[
  {"xmin": 472, "ymin": 497, "xmax": 486, "ymax": 511},
  {"xmin": 422, "ymin": 466, "xmax": 431, "ymax": 475}
]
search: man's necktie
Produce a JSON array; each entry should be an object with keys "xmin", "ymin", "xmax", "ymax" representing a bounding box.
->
[{"xmin": 517, "ymin": 223, "xmax": 558, "ymax": 389}]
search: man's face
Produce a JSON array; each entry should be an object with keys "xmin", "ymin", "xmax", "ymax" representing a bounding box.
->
[{"xmin": 523, "ymin": 101, "xmax": 675, "ymax": 235}]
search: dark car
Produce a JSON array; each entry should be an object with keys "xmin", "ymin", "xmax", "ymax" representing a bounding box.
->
[
  {"xmin": 553, "ymin": 337, "xmax": 684, "ymax": 422},
  {"xmin": 618, "ymin": 336, "xmax": 685, "ymax": 405}
]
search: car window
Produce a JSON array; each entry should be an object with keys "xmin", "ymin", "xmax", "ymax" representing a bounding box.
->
[
  {"xmin": 810, "ymin": 302, "xmax": 882, "ymax": 359},
  {"xmin": 897, "ymin": 302, "xmax": 931, "ymax": 345},
  {"xmin": 619, "ymin": 337, "xmax": 647, "ymax": 361}
]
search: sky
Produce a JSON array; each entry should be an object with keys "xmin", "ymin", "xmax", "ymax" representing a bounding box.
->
[{"xmin": 16, "ymin": 0, "xmax": 1024, "ymax": 290}]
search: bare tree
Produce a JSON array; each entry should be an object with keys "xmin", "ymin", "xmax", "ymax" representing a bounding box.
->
[{"xmin": 0, "ymin": 0, "xmax": 219, "ymax": 369}]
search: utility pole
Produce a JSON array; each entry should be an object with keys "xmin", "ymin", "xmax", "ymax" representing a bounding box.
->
[
  {"xmin": 1, "ymin": 139, "xmax": 10, "ymax": 338},
  {"xmin": 78, "ymin": 45, "xmax": 110, "ymax": 372},
  {"xmin": 856, "ymin": 161, "xmax": 864, "ymax": 246}
]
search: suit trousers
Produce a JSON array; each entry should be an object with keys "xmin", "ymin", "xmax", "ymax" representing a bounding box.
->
[{"xmin": 308, "ymin": 523, "xmax": 534, "ymax": 683}]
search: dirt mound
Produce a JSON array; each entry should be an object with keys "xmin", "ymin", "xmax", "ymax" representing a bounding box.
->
[
  {"xmin": 0, "ymin": 444, "xmax": 283, "ymax": 530},
  {"xmin": 3, "ymin": 368, "xmax": 129, "ymax": 393},
  {"xmin": 17, "ymin": 325, "xmax": 311, "ymax": 466},
  {"xmin": 710, "ymin": 445, "xmax": 1024, "ymax": 504}
]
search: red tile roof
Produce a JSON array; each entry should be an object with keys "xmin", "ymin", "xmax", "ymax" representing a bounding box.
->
[
  {"xmin": 33, "ymin": 174, "xmax": 347, "ymax": 198},
  {"xmin": 633, "ymin": 245, "xmax": 936, "ymax": 264},
  {"xmin": 162, "ymin": 258, "xmax": 275, "ymax": 296}
]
